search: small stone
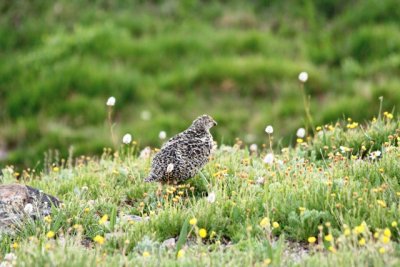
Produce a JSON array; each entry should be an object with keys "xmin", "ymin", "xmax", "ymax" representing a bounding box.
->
[{"xmin": 161, "ymin": 238, "xmax": 176, "ymax": 249}]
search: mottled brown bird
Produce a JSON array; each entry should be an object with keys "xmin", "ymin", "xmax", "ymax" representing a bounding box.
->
[{"xmin": 145, "ymin": 114, "xmax": 217, "ymax": 183}]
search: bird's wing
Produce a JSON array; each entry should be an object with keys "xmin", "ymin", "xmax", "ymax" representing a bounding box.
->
[
  {"xmin": 160, "ymin": 131, "xmax": 187, "ymax": 149},
  {"xmin": 179, "ymin": 136, "xmax": 211, "ymax": 159}
]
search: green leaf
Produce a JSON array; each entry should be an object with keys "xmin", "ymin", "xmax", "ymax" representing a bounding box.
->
[{"xmin": 176, "ymin": 218, "xmax": 189, "ymax": 256}]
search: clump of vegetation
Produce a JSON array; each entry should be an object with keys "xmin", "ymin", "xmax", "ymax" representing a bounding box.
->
[{"xmin": 1, "ymin": 112, "xmax": 399, "ymax": 266}]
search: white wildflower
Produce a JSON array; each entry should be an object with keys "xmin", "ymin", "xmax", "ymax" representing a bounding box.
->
[
  {"xmin": 265, "ymin": 125, "xmax": 274, "ymax": 134},
  {"xmin": 263, "ymin": 153, "xmax": 274, "ymax": 165},
  {"xmin": 256, "ymin": 177, "xmax": 265, "ymax": 185},
  {"xmin": 159, "ymin": 131, "xmax": 167, "ymax": 140},
  {"xmin": 106, "ymin": 96, "xmax": 116, "ymax": 106},
  {"xmin": 296, "ymin": 128, "xmax": 306, "ymax": 138},
  {"xmin": 122, "ymin": 133, "xmax": 132, "ymax": 144},
  {"xmin": 298, "ymin": 71, "xmax": 308, "ymax": 83},
  {"xmin": 207, "ymin": 192, "xmax": 216, "ymax": 203},
  {"xmin": 166, "ymin": 163, "xmax": 174, "ymax": 173},
  {"xmin": 370, "ymin": 150, "xmax": 381, "ymax": 160},
  {"xmin": 249, "ymin": 144, "xmax": 258, "ymax": 152}
]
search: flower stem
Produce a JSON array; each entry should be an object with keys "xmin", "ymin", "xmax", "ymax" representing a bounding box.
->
[{"xmin": 301, "ymin": 83, "xmax": 315, "ymax": 135}]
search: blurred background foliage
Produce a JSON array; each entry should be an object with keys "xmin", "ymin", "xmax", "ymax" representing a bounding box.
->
[{"xmin": 0, "ymin": 0, "xmax": 399, "ymax": 168}]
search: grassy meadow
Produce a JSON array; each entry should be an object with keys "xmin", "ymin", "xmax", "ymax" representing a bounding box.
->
[
  {"xmin": 0, "ymin": 112, "xmax": 400, "ymax": 266},
  {"xmin": 1, "ymin": 0, "xmax": 400, "ymax": 266},
  {"xmin": 1, "ymin": 0, "xmax": 400, "ymax": 167}
]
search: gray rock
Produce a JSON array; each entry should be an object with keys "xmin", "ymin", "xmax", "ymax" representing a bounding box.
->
[{"xmin": 161, "ymin": 238, "xmax": 176, "ymax": 249}]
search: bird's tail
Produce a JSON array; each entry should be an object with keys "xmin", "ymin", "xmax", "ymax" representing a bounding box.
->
[{"xmin": 144, "ymin": 173, "xmax": 158, "ymax": 182}]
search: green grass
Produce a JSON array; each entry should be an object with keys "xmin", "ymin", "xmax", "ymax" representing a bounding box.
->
[
  {"xmin": 1, "ymin": 114, "xmax": 399, "ymax": 266},
  {"xmin": 1, "ymin": 0, "xmax": 400, "ymax": 167}
]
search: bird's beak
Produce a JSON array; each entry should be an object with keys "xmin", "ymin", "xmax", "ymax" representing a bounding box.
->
[{"xmin": 213, "ymin": 120, "xmax": 217, "ymax": 126}]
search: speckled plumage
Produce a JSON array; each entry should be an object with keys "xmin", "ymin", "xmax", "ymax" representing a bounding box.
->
[{"xmin": 145, "ymin": 115, "xmax": 217, "ymax": 183}]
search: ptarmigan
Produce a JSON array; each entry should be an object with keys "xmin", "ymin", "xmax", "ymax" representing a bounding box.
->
[{"xmin": 145, "ymin": 114, "xmax": 217, "ymax": 183}]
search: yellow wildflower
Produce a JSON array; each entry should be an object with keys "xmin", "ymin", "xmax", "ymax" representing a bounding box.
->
[
  {"xmin": 177, "ymin": 249, "xmax": 185, "ymax": 259},
  {"xmin": 296, "ymin": 138, "xmax": 303, "ymax": 143},
  {"xmin": 328, "ymin": 246, "xmax": 336, "ymax": 253},
  {"xmin": 189, "ymin": 218, "xmax": 197, "ymax": 225},
  {"xmin": 46, "ymin": 231, "xmax": 55, "ymax": 239},
  {"xmin": 142, "ymin": 251, "xmax": 150, "ymax": 257},
  {"xmin": 379, "ymin": 247, "xmax": 385, "ymax": 254},
  {"xmin": 11, "ymin": 242, "xmax": 19, "ymax": 249},
  {"xmin": 44, "ymin": 215, "xmax": 52, "ymax": 223},
  {"xmin": 344, "ymin": 229, "xmax": 351, "ymax": 236},
  {"xmin": 358, "ymin": 238, "xmax": 366, "ymax": 246},
  {"xmin": 272, "ymin": 222, "xmax": 280, "ymax": 229},
  {"xmin": 381, "ymin": 236, "xmax": 390, "ymax": 244},
  {"xmin": 99, "ymin": 214, "xmax": 108, "ymax": 225},
  {"xmin": 392, "ymin": 221, "xmax": 398, "ymax": 227},
  {"xmin": 199, "ymin": 228, "xmax": 207, "ymax": 238},
  {"xmin": 308, "ymin": 237, "xmax": 316, "ymax": 244},
  {"xmin": 324, "ymin": 234, "xmax": 333, "ymax": 242},
  {"xmin": 383, "ymin": 228, "xmax": 391, "ymax": 238},
  {"xmin": 354, "ymin": 225, "xmax": 365, "ymax": 234},
  {"xmin": 93, "ymin": 235, "xmax": 105, "ymax": 245},
  {"xmin": 259, "ymin": 217, "xmax": 270, "ymax": 228},
  {"xmin": 263, "ymin": 258, "xmax": 272, "ymax": 266}
]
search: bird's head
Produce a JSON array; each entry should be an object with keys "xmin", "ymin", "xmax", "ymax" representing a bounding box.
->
[{"xmin": 192, "ymin": 114, "xmax": 217, "ymax": 131}]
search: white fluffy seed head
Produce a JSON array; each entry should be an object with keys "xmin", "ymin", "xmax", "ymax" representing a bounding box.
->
[
  {"xmin": 122, "ymin": 133, "xmax": 132, "ymax": 144},
  {"xmin": 159, "ymin": 131, "xmax": 167, "ymax": 140},
  {"xmin": 207, "ymin": 192, "xmax": 216, "ymax": 203},
  {"xmin": 265, "ymin": 125, "xmax": 274, "ymax": 134},
  {"xmin": 298, "ymin": 72, "xmax": 308, "ymax": 83},
  {"xmin": 249, "ymin": 144, "xmax": 258, "ymax": 152},
  {"xmin": 296, "ymin": 128, "xmax": 306, "ymax": 138},
  {"xmin": 263, "ymin": 153, "xmax": 274, "ymax": 165},
  {"xmin": 166, "ymin": 163, "xmax": 174, "ymax": 173},
  {"xmin": 106, "ymin": 96, "xmax": 116, "ymax": 106},
  {"xmin": 369, "ymin": 150, "xmax": 381, "ymax": 159}
]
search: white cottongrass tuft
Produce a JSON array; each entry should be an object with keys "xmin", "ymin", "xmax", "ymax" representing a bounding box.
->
[
  {"xmin": 106, "ymin": 96, "xmax": 116, "ymax": 106},
  {"xmin": 265, "ymin": 125, "xmax": 274, "ymax": 134},
  {"xmin": 256, "ymin": 177, "xmax": 265, "ymax": 185},
  {"xmin": 249, "ymin": 144, "xmax": 258, "ymax": 152},
  {"xmin": 122, "ymin": 133, "xmax": 132, "ymax": 144},
  {"xmin": 207, "ymin": 192, "xmax": 216, "ymax": 203},
  {"xmin": 298, "ymin": 72, "xmax": 308, "ymax": 83},
  {"xmin": 159, "ymin": 131, "xmax": 167, "ymax": 140},
  {"xmin": 296, "ymin": 128, "xmax": 306, "ymax": 138},
  {"xmin": 369, "ymin": 150, "xmax": 381, "ymax": 160},
  {"xmin": 166, "ymin": 163, "xmax": 174, "ymax": 173},
  {"xmin": 263, "ymin": 153, "xmax": 274, "ymax": 165}
]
